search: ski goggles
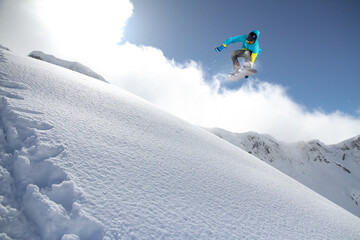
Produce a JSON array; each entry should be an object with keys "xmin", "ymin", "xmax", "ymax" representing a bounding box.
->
[{"xmin": 246, "ymin": 40, "xmax": 254, "ymax": 44}]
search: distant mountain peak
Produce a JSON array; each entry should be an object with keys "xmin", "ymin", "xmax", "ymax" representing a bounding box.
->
[
  {"xmin": 350, "ymin": 136, "xmax": 360, "ymax": 150},
  {"xmin": 206, "ymin": 127, "xmax": 360, "ymax": 218}
]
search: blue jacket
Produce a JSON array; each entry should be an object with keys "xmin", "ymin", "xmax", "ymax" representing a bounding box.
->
[{"xmin": 223, "ymin": 30, "xmax": 262, "ymax": 65}]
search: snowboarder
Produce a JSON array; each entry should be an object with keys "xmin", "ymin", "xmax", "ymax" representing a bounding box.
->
[{"xmin": 215, "ymin": 30, "xmax": 261, "ymax": 75}]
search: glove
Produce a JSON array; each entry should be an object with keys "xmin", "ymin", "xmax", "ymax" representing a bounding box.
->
[{"xmin": 215, "ymin": 43, "xmax": 226, "ymax": 52}]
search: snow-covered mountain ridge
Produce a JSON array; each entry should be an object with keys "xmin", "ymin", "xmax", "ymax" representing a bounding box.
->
[
  {"xmin": 1, "ymin": 48, "xmax": 360, "ymax": 239},
  {"xmin": 28, "ymin": 50, "xmax": 108, "ymax": 83},
  {"xmin": 206, "ymin": 128, "xmax": 360, "ymax": 218}
]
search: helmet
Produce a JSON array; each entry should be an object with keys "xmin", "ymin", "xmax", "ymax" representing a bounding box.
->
[{"xmin": 246, "ymin": 31, "xmax": 257, "ymax": 44}]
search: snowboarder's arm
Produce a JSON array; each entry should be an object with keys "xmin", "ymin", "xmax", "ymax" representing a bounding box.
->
[
  {"xmin": 215, "ymin": 43, "xmax": 227, "ymax": 52},
  {"xmin": 223, "ymin": 35, "xmax": 246, "ymax": 47},
  {"xmin": 215, "ymin": 35, "xmax": 246, "ymax": 53}
]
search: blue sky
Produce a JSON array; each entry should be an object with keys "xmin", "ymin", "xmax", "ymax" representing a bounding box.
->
[{"xmin": 124, "ymin": 0, "xmax": 360, "ymax": 115}]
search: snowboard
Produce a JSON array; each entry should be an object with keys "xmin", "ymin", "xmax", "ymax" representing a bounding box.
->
[{"xmin": 227, "ymin": 68, "xmax": 257, "ymax": 81}]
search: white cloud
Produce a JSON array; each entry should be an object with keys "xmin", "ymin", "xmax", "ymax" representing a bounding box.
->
[
  {"xmin": 0, "ymin": 0, "xmax": 133, "ymax": 58},
  {"xmin": 1, "ymin": 0, "xmax": 359, "ymax": 144},
  {"xmin": 89, "ymin": 42, "xmax": 360, "ymax": 144},
  {"xmin": 0, "ymin": 0, "xmax": 51, "ymax": 54},
  {"xmin": 32, "ymin": 0, "xmax": 133, "ymax": 58}
]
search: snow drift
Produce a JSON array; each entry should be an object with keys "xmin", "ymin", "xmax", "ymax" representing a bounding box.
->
[
  {"xmin": 0, "ymin": 45, "xmax": 10, "ymax": 51},
  {"xmin": 1, "ymin": 48, "xmax": 360, "ymax": 239},
  {"xmin": 28, "ymin": 50, "xmax": 107, "ymax": 83}
]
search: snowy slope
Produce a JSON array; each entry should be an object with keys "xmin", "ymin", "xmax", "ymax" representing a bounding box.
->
[
  {"xmin": 206, "ymin": 128, "xmax": 360, "ymax": 218},
  {"xmin": 1, "ymin": 48, "xmax": 360, "ymax": 239},
  {"xmin": 28, "ymin": 50, "xmax": 108, "ymax": 83}
]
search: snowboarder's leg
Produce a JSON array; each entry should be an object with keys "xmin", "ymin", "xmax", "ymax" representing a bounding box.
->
[
  {"xmin": 231, "ymin": 49, "xmax": 244, "ymax": 72},
  {"xmin": 242, "ymin": 50, "xmax": 252, "ymax": 69},
  {"xmin": 231, "ymin": 49, "xmax": 253, "ymax": 72}
]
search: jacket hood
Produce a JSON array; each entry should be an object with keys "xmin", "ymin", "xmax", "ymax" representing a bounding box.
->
[{"xmin": 252, "ymin": 30, "xmax": 260, "ymax": 38}]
